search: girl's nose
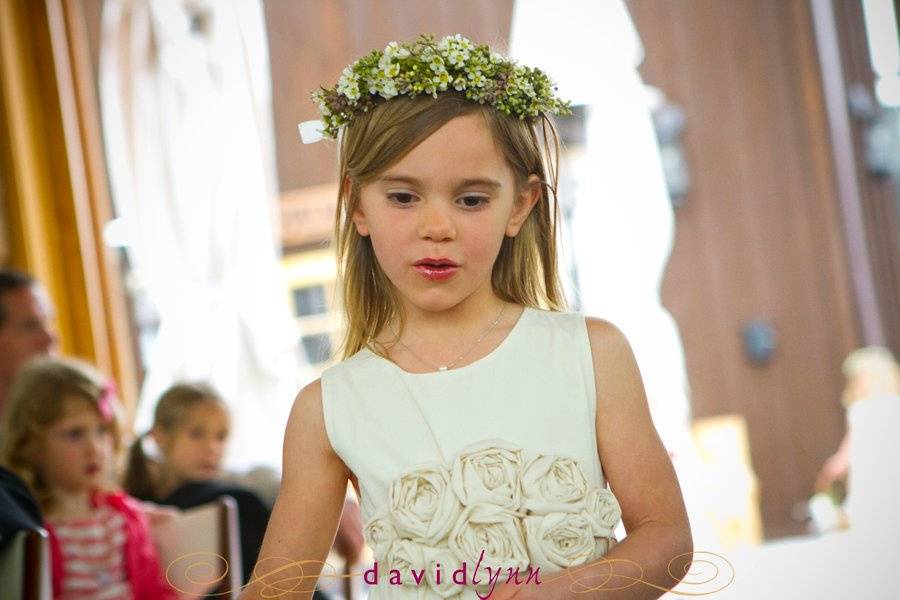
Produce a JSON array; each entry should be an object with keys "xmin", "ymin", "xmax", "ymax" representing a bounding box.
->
[
  {"xmin": 418, "ymin": 202, "xmax": 455, "ymax": 241},
  {"xmin": 207, "ymin": 439, "xmax": 225, "ymax": 455},
  {"xmin": 88, "ymin": 433, "xmax": 105, "ymax": 455},
  {"xmin": 40, "ymin": 326, "xmax": 57, "ymax": 353}
]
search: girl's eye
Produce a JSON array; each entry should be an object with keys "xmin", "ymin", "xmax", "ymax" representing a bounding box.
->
[
  {"xmin": 459, "ymin": 195, "xmax": 489, "ymax": 208},
  {"xmin": 64, "ymin": 428, "xmax": 85, "ymax": 441},
  {"xmin": 387, "ymin": 192, "xmax": 416, "ymax": 205},
  {"xmin": 189, "ymin": 428, "xmax": 205, "ymax": 440}
]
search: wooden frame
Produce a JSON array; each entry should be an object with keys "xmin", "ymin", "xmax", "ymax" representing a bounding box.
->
[{"xmin": 0, "ymin": 0, "xmax": 138, "ymax": 416}]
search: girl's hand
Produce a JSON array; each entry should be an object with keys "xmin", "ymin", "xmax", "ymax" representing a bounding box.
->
[
  {"xmin": 486, "ymin": 583, "xmax": 523, "ymax": 600},
  {"xmin": 488, "ymin": 580, "xmax": 550, "ymax": 600}
]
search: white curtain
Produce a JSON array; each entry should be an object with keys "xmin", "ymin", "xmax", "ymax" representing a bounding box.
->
[
  {"xmin": 100, "ymin": 0, "xmax": 308, "ymax": 471},
  {"xmin": 511, "ymin": 0, "xmax": 717, "ymax": 551}
]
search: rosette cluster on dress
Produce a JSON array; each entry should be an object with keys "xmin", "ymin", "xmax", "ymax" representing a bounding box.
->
[{"xmin": 363, "ymin": 439, "xmax": 621, "ymax": 597}]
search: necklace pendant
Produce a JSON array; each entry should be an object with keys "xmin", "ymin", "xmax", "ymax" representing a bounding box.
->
[{"xmin": 438, "ymin": 366, "xmax": 448, "ymax": 372}]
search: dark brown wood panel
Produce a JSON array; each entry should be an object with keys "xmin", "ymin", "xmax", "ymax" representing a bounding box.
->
[
  {"xmin": 832, "ymin": 0, "xmax": 900, "ymax": 354},
  {"xmin": 627, "ymin": 0, "xmax": 862, "ymax": 538},
  {"xmin": 265, "ymin": 0, "xmax": 514, "ymax": 193}
]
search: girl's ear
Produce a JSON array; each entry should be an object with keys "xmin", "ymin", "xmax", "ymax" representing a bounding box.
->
[
  {"xmin": 506, "ymin": 175, "xmax": 541, "ymax": 237},
  {"xmin": 347, "ymin": 177, "xmax": 371, "ymax": 237}
]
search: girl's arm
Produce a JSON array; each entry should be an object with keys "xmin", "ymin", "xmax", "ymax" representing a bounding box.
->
[
  {"xmin": 497, "ymin": 318, "xmax": 694, "ymax": 600},
  {"xmin": 237, "ymin": 379, "xmax": 351, "ymax": 600}
]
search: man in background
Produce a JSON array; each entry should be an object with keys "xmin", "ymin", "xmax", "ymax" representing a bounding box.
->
[
  {"xmin": 0, "ymin": 269, "xmax": 57, "ymax": 550},
  {"xmin": 0, "ymin": 269, "xmax": 57, "ymax": 418}
]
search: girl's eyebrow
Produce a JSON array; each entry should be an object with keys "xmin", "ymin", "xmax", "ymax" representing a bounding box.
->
[{"xmin": 378, "ymin": 175, "xmax": 502, "ymax": 190}]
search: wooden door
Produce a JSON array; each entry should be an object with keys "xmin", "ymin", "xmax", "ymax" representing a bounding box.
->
[{"xmin": 627, "ymin": 0, "xmax": 896, "ymax": 538}]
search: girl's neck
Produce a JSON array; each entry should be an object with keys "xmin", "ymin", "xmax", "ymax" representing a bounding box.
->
[
  {"xmin": 46, "ymin": 487, "xmax": 94, "ymax": 521},
  {"xmin": 390, "ymin": 295, "xmax": 512, "ymax": 345},
  {"xmin": 376, "ymin": 299, "xmax": 524, "ymax": 372}
]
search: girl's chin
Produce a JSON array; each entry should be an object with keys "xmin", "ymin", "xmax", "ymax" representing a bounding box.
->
[{"xmin": 190, "ymin": 469, "xmax": 221, "ymax": 481}]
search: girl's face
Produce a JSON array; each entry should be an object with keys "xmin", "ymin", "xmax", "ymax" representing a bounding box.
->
[
  {"xmin": 353, "ymin": 113, "xmax": 540, "ymax": 316},
  {"xmin": 156, "ymin": 402, "xmax": 229, "ymax": 484},
  {"xmin": 37, "ymin": 397, "xmax": 114, "ymax": 494}
]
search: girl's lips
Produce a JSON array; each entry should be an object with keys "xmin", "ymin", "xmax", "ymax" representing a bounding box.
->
[
  {"xmin": 414, "ymin": 264, "xmax": 458, "ymax": 281},
  {"xmin": 85, "ymin": 464, "xmax": 100, "ymax": 476}
]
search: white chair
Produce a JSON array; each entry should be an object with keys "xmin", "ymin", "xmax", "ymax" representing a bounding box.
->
[
  {"xmin": 0, "ymin": 527, "xmax": 52, "ymax": 600},
  {"xmin": 152, "ymin": 497, "xmax": 243, "ymax": 599}
]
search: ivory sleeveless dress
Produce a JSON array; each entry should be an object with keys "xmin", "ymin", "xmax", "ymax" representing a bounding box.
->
[{"xmin": 321, "ymin": 306, "xmax": 622, "ymax": 600}]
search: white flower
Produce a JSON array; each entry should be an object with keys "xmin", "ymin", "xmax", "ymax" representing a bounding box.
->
[
  {"xmin": 379, "ymin": 78, "xmax": 399, "ymax": 99},
  {"xmin": 337, "ymin": 66, "xmax": 355, "ymax": 87},
  {"xmin": 382, "ymin": 42, "xmax": 410, "ymax": 61},
  {"xmin": 383, "ymin": 539, "xmax": 429, "ymax": 587},
  {"xmin": 450, "ymin": 439, "xmax": 523, "ymax": 509},
  {"xmin": 523, "ymin": 512, "xmax": 596, "ymax": 572},
  {"xmin": 521, "ymin": 455, "xmax": 590, "ymax": 514},
  {"xmin": 337, "ymin": 67, "xmax": 361, "ymax": 102},
  {"xmin": 363, "ymin": 512, "xmax": 399, "ymax": 562},
  {"xmin": 468, "ymin": 74, "xmax": 486, "ymax": 89},
  {"xmin": 581, "ymin": 487, "xmax": 621, "ymax": 538},
  {"xmin": 428, "ymin": 54, "xmax": 445, "ymax": 72},
  {"xmin": 448, "ymin": 503, "xmax": 529, "ymax": 584},
  {"xmin": 446, "ymin": 48, "xmax": 469, "ymax": 66},
  {"xmin": 390, "ymin": 464, "xmax": 462, "ymax": 545},
  {"xmin": 452, "ymin": 77, "xmax": 467, "ymax": 91},
  {"xmin": 433, "ymin": 73, "xmax": 450, "ymax": 91},
  {"xmin": 422, "ymin": 546, "xmax": 463, "ymax": 598}
]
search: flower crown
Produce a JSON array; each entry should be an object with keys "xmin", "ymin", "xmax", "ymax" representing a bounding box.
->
[{"xmin": 299, "ymin": 34, "xmax": 571, "ymax": 143}]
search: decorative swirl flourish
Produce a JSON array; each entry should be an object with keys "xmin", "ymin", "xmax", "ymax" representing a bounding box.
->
[{"xmin": 541, "ymin": 550, "xmax": 735, "ymax": 596}]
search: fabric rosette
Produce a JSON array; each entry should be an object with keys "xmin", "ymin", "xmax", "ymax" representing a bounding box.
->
[
  {"xmin": 447, "ymin": 503, "xmax": 529, "ymax": 584},
  {"xmin": 450, "ymin": 439, "xmax": 523, "ymax": 509},
  {"xmin": 363, "ymin": 511, "xmax": 400, "ymax": 562},
  {"xmin": 581, "ymin": 486, "xmax": 622, "ymax": 538},
  {"xmin": 523, "ymin": 513, "xmax": 596, "ymax": 572},
  {"xmin": 383, "ymin": 539, "xmax": 429, "ymax": 587},
  {"xmin": 390, "ymin": 464, "xmax": 462, "ymax": 545},
  {"xmin": 520, "ymin": 455, "xmax": 590, "ymax": 514},
  {"xmin": 422, "ymin": 546, "xmax": 464, "ymax": 598}
]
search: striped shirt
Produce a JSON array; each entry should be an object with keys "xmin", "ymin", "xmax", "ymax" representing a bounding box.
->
[{"xmin": 49, "ymin": 505, "xmax": 133, "ymax": 600}]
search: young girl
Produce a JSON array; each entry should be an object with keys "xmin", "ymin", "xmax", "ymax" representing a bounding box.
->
[
  {"xmin": 241, "ymin": 34, "xmax": 692, "ymax": 600},
  {"xmin": 0, "ymin": 356, "xmax": 176, "ymax": 599},
  {"xmin": 124, "ymin": 382, "xmax": 272, "ymax": 588}
]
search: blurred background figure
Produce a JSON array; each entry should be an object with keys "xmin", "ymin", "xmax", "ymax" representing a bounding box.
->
[
  {"xmin": 124, "ymin": 381, "xmax": 272, "ymax": 588},
  {"xmin": 0, "ymin": 270, "xmax": 58, "ymax": 558},
  {"xmin": 811, "ymin": 346, "xmax": 900, "ymax": 536}
]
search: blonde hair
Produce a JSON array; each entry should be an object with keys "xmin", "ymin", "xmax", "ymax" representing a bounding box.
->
[
  {"xmin": 332, "ymin": 92, "xmax": 568, "ymax": 360},
  {"xmin": 123, "ymin": 381, "xmax": 228, "ymax": 499},
  {"xmin": 0, "ymin": 356, "xmax": 123, "ymax": 510},
  {"xmin": 841, "ymin": 346, "xmax": 900, "ymax": 407}
]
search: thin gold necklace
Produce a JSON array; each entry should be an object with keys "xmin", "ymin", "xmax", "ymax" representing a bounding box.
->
[{"xmin": 387, "ymin": 302, "xmax": 508, "ymax": 372}]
